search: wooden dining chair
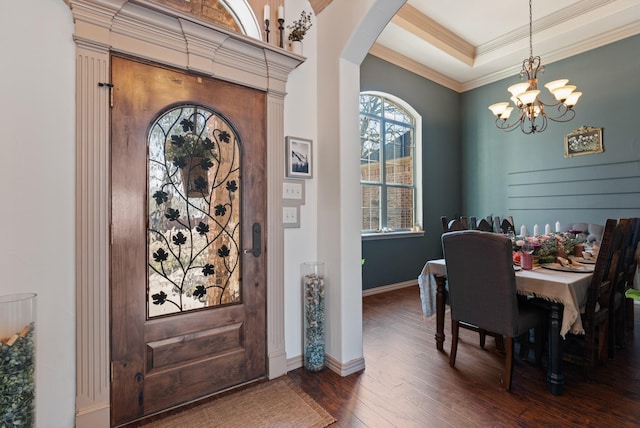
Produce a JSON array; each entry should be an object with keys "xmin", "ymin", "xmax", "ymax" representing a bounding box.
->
[
  {"xmin": 475, "ymin": 218, "xmax": 494, "ymax": 232},
  {"xmin": 494, "ymin": 216, "xmax": 515, "ymax": 234},
  {"xmin": 608, "ymin": 217, "xmax": 640, "ymax": 356},
  {"xmin": 441, "ymin": 216, "xmax": 467, "ymax": 232},
  {"xmin": 442, "ymin": 230, "xmax": 546, "ymax": 391},
  {"xmin": 563, "ymin": 218, "xmax": 618, "ymax": 377}
]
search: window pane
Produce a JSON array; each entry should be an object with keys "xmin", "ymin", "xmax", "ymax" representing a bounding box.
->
[
  {"xmin": 385, "ymin": 123, "xmax": 413, "ymax": 185},
  {"xmin": 148, "ymin": 105, "xmax": 241, "ymax": 318},
  {"xmin": 361, "ymin": 185, "xmax": 380, "ymax": 231},
  {"xmin": 387, "ymin": 186, "xmax": 414, "ymax": 229},
  {"xmin": 384, "ymin": 100, "xmax": 413, "ymax": 125},
  {"xmin": 359, "ymin": 93, "xmax": 418, "ymax": 233},
  {"xmin": 360, "ymin": 116, "xmax": 381, "ymax": 182},
  {"xmin": 360, "ymin": 94, "xmax": 382, "ymax": 116}
]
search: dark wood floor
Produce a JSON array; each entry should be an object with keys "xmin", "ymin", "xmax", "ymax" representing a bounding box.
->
[{"xmin": 288, "ymin": 286, "xmax": 640, "ymax": 427}]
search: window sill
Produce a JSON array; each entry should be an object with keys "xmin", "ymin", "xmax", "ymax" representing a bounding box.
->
[{"xmin": 361, "ymin": 230, "xmax": 425, "ymax": 241}]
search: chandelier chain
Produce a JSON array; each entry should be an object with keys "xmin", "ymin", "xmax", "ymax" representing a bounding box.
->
[{"xmin": 529, "ymin": 0, "xmax": 533, "ymax": 58}]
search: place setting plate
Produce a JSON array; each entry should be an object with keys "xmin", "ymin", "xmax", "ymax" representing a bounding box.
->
[
  {"xmin": 541, "ymin": 263, "xmax": 594, "ymax": 273},
  {"xmin": 570, "ymin": 256, "xmax": 596, "ymax": 265}
]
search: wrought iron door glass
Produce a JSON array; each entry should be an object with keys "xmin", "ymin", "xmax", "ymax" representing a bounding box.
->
[{"xmin": 147, "ymin": 105, "xmax": 241, "ymax": 318}]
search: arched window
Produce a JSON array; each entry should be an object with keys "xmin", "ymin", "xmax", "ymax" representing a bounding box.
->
[{"xmin": 360, "ymin": 92, "xmax": 422, "ymax": 234}]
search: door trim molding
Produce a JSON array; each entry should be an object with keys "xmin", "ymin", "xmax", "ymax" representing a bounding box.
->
[{"xmin": 70, "ymin": 1, "xmax": 303, "ymax": 426}]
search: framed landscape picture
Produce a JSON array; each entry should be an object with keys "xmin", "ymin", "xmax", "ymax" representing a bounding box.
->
[
  {"xmin": 564, "ymin": 126, "xmax": 604, "ymax": 157},
  {"xmin": 286, "ymin": 136, "xmax": 312, "ymax": 179}
]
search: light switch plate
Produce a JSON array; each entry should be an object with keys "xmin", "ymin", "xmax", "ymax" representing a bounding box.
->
[
  {"xmin": 283, "ymin": 179, "xmax": 305, "ymax": 205},
  {"xmin": 283, "ymin": 206, "xmax": 300, "ymax": 228}
]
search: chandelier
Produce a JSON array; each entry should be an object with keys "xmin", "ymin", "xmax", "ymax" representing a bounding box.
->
[{"xmin": 488, "ymin": 0, "xmax": 582, "ymax": 134}]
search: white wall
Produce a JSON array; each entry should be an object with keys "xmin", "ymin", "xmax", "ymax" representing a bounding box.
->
[
  {"xmin": 0, "ymin": 2, "xmax": 76, "ymax": 427},
  {"xmin": 282, "ymin": 0, "xmax": 320, "ymax": 363}
]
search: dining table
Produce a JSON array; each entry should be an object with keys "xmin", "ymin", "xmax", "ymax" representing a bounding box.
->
[{"xmin": 418, "ymin": 258, "xmax": 593, "ymax": 396}]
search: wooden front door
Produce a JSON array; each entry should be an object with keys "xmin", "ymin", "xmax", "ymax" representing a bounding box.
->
[{"xmin": 110, "ymin": 56, "xmax": 267, "ymax": 426}]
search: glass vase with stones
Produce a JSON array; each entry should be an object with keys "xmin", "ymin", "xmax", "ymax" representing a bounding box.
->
[
  {"xmin": 1, "ymin": 293, "xmax": 36, "ymax": 427},
  {"xmin": 302, "ymin": 262, "xmax": 326, "ymax": 372}
]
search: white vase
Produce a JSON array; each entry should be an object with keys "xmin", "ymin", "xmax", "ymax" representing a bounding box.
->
[{"xmin": 290, "ymin": 40, "xmax": 303, "ymax": 55}]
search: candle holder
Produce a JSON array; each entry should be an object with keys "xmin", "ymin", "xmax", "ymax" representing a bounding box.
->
[
  {"xmin": 278, "ymin": 18, "xmax": 285, "ymax": 48},
  {"xmin": 264, "ymin": 19, "xmax": 270, "ymax": 43}
]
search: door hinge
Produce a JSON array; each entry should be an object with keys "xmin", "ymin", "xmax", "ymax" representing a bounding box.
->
[
  {"xmin": 110, "ymin": 361, "xmax": 114, "ymax": 383},
  {"xmin": 110, "ymin": 222, "xmax": 113, "ymax": 246},
  {"xmin": 98, "ymin": 82, "xmax": 114, "ymax": 108}
]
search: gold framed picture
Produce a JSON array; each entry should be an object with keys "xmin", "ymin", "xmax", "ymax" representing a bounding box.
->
[{"xmin": 564, "ymin": 126, "xmax": 604, "ymax": 157}]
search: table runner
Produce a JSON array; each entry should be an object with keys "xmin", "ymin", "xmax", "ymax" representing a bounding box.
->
[{"xmin": 418, "ymin": 258, "xmax": 592, "ymax": 337}]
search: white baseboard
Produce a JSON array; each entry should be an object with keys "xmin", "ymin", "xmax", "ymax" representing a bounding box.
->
[
  {"xmin": 286, "ymin": 353, "xmax": 365, "ymax": 377},
  {"xmin": 76, "ymin": 402, "xmax": 110, "ymax": 428},
  {"xmin": 325, "ymin": 354, "xmax": 365, "ymax": 376},
  {"xmin": 362, "ymin": 279, "xmax": 418, "ymax": 297}
]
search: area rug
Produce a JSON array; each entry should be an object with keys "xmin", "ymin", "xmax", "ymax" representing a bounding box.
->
[{"xmin": 140, "ymin": 376, "xmax": 336, "ymax": 428}]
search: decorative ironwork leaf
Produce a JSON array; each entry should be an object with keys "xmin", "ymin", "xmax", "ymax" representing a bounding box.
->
[
  {"xmin": 165, "ymin": 208, "xmax": 180, "ymax": 221},
  {"xmin": 172, "ymin": 157, "xmax": 187, "ymax": 169},
  {"xmin": 193, "ymin": 285, "xmax": 206, "ymax": 299},
  {"xmin": 202, "ymin": 137, "xmax": 215, "ymax": 150},
  {"xmin": 202, "ymin": 264, "xmax": 215, "ymax": 276},
  {"xmin": 180, "ymin": 118, "xmax": 195, "ymax": 132},
  {"xmin": 199, "ymin": 158, "xmax": 214, "ymax": 170},
  {"xmin": 226, "ymin": 180, "xmax": 238, "ymax": 192},
  {"xmin": 152, "ymin": 291, "xmax": 167, "ymax": 305},
  {"xmin": 152, "ymin": 190, "xmax": 168, "ymax": 205},
  {"xmin": 219, "ymin": 130, "xmax": 231, "ymax": 143},
  {"xmin": 215, "ymin": 204, "xmax": 227, "ymax": 217},
  {"xmin": 172, "ymin": 232, "xmax": 187, "ymax": 245},
  {"xmin": 196, "ymin": 221, "xmax": 209, "ymax": 235},
  {"xmin": 153, "ymin": 248, "xmax": 169, "ymax": 262},
  {"xmin": 171, "ymin": 134, "xmax": 186, "ymax": 147},
  {"xmin": 194, "ymin": 176, "xmax": 208, "ymax": 191},
  {"xmin": 218, "ymin": 245, "xmax": 230, "ymax": 258}
]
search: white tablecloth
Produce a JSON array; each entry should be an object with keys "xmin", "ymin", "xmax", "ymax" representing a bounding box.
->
[{"xmin": 418, "ymin": 258, "xmax": 592, "ymax": 337}]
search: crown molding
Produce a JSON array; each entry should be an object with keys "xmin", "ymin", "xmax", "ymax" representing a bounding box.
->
[
  {"xmin": 369, "ymin": 43, "xmax": 462, "ymax": 93},
  {"xmin": 478, "ymin": 0, "xmax": 616, "ymax": 57},
  {"xmin": 462, "ymin": 19, "xmax": 640, "ymax": 92},
  {"xmin": 392, "ymin": 3, "xmax": 475, "ymax": 67}
]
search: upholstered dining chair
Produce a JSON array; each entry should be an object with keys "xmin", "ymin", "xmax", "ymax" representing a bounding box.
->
[
  {"xmin": 442, "ymin": 230, "xmax": 546, "ymax": 391},
  {"xmin": 441, "ymin": 217, "xmax": 501, "ymax": 349}
]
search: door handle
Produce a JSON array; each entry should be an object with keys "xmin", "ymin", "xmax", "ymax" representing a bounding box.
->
[{"xmin": 242, "ymin": 223, "xmax": 261, "ymax": 257}]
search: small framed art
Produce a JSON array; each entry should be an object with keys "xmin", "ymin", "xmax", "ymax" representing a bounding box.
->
[
  {"xmin": 564, "ymin": 126, "xmax": 604, "ymax": 157},
  {"xmin": 286, "ymin": 136, "xmax": 312, "ymax": 179}
]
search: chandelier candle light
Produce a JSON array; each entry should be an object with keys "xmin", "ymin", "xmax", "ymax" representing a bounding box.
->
[{"xmin": 488, "ymin": 0, "xmax": 582, "ymax": 134}]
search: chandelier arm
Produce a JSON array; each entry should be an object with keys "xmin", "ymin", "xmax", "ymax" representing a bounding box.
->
[
  {"xmin": 545, "ymin": 107, "xmax": 576, "ymax": 123},
  {"xmin": 495, "ymin": 116, "xmax": 523, "ymax": 132}
]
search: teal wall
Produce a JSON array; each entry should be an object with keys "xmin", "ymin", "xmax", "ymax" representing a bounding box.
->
[
  {"xmin": 361, "ymin": 34, "xmax": 640, "ymax": 290},
  {"xmin": 360, "ymin": 55, "xmax": 461, "ymax": 289},
  {"xmin": 461, "ymin": 34, "xmax": 640, "ymax": 233}
]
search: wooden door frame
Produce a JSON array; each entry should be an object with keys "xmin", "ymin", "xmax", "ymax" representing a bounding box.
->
[{"xmin": 71, "ymin": 1, "xmax": 303, "ymax": 426}]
